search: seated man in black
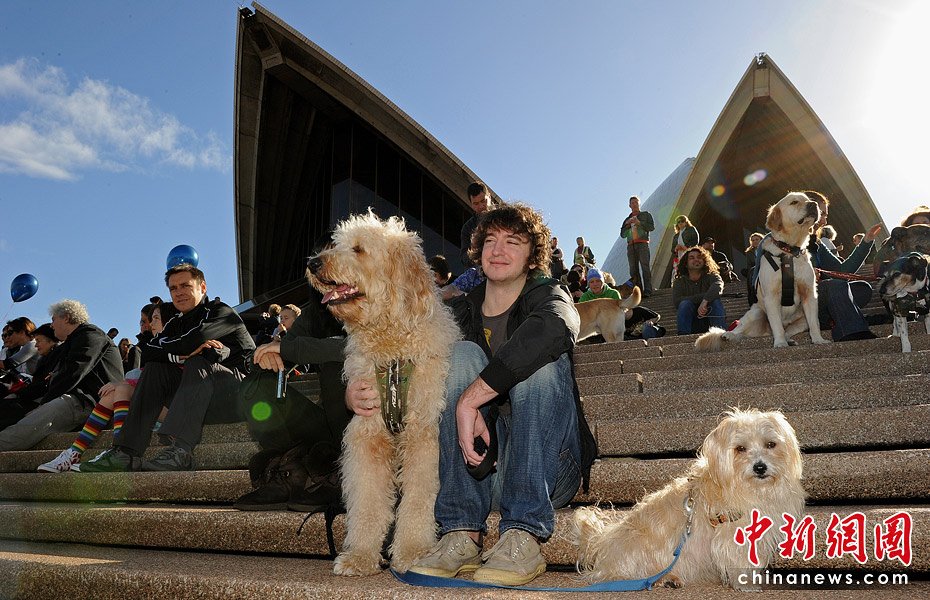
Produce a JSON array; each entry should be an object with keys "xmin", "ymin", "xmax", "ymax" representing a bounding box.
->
[
  {"xmin": 234, "ymin": 296, "xmax": 350, "ymax": 511},
  {"xmin": 83, "ymin": 264, "xmax": 255, "ymax": 472}
]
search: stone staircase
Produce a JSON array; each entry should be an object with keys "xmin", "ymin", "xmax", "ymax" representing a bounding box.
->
[{"xmin": 0, "ymin": 320, "xmax": 928, "ymax": 597}]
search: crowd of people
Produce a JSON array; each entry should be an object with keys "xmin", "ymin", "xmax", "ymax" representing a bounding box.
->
[{"xmin": 0, "ymin": 181, "xmax": 925, "ymax": 587}]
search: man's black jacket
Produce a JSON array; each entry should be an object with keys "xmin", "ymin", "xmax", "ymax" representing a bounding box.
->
[
  {"xmin": 42, "ymin": 323, "xmax": 123, "ymax": 406},
  {"xmin": 143, "ymin": 297, "xmax": 255, "ymax": 373}
]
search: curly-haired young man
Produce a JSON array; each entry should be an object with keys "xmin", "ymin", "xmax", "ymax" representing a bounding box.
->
[
  {"xmin": 404, "ymin": 202, "xmax": 597, "ymax": 586},
  {"xmin": 672, "ymin": 246, "xmax": 726, "ymax": 334}
]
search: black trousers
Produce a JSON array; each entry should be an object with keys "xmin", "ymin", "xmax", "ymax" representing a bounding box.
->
[
  {"xmin": 118, "ymin": 357, "xmax": 245, "ymax": 455},
  {"xmin": 239, "ymin": 363, "xmax": 349, "ymax": 453}
]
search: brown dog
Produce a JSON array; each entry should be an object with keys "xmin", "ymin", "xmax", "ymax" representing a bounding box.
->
[
  {"xmin": 575, "ymin": 287, "xmax": 642, "ymax": 343},
  {"xmin": 874, "ymin": 224, "xmax": 930, "ymax": 278}
]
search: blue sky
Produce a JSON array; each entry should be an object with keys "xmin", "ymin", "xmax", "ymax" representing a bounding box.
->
[{"xmin": 1, "ymin": 0, "xmax": 927, "ymax": 338}]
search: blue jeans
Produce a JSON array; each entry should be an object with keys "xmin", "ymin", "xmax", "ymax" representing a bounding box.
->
[
  {"xmin": 677, "ymin": 299, "xmax": 726, "ymax": 334},
  {"xmin": 435, "ymin": 341, "xmax": 582, "ymax": 540}
]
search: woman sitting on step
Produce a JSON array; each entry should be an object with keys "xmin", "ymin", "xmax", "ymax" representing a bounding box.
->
[{"xmin": 37, "ymin": 299, "xmax": 175, "ymax": 473}]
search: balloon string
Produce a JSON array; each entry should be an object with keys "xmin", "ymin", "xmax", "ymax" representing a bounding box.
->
[{"xmin": 0, "ymin": 303, "xmax": 12, "ymax": 324}]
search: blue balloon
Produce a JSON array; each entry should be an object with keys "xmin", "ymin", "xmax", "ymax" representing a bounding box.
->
[
  {"xmin": 11, "ymin": 273, "xmax": 38, "ymax": 303},
  {"xmin": 167, "ymin": 245, "xmax": 199, "ymax": 269}
]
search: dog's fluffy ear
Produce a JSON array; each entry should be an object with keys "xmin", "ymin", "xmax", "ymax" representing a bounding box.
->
[
  {"xmin": 701, "ymin": 416, "xmax": 736, "ymax": 490},
  {"xmin": 768, "ymin": 411, "xmax": 803, "ymax": 481},
  {"xmin": 384, "ymin": 229, "xmax": 436, "ymax": 325},
  {"xmin": 766, "ymin": 204, "xmax": 784, "ymax": 234}
]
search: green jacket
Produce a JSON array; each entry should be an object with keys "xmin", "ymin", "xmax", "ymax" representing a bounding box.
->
[{"xmin": 578, "ymin": 284, "xmax": 621, "ymax": 303}]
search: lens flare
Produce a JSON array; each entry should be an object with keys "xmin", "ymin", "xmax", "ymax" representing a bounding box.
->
[
  {"xmin": 711, "ymin": 184, "xmax": 726, "ymax": 197},
  {"xmin": 251, "ymin": 401, "xmax": 272, "ymax": 422},
  {"xmin": 744, "ymin": 169, "xmax": 768, "ymax": 186}
]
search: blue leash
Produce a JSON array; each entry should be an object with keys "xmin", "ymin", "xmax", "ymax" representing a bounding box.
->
[{"xmin": 391, "ymin": 532, "xmax": 687, "ymax": 592}]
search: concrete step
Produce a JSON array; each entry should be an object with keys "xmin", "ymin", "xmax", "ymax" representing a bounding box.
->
[
  {"xmin": 3, "ymin": 540, "xmax": 924, "ymax": 599},
  {"xmin": 573, "ymin": 322, "xmax": 922, "ymax": 360},
  {"xmin": 582, "ymin": 449, "xmax": 930, "ymax": 505},
  {"xmin": 0, "ymin": 441, "xmax": 258, "ymax": 473},
  {"xmin": 621, "ymin": 336, "xmax": 930, "ymax": 375},
  {"xmin": 31, "ymin": 422, "xmax": 252, "ymax": 451},
  {"xmin": 575, "ymin": 325, "xmax": 930, "ymax": 366},
  {"xmin": 581, "ymin": 374, "xmax": 930, "ymax": 421},
  {"xmin": 1, "ymin": 449, "xmax": 925, "ymax": 506},
  {"xmin": 574, "ymin": 335, "xmax": 930, "ymax": 379},
  {"xmin": 593, "ymin": 404, "xmax": 930, "ymax": 456},
  {"xmin": 641, "ymin": 351, "xmax": 930, "ymax": 393},
  {"xmin": 0, "ymin": 503, "xmax": 926, "ymax": 573},
  {"xmin": 0, "ymin": 470, "xmax": 251, "ymax": 504}
]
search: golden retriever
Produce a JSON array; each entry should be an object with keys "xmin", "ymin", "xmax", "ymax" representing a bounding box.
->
[
  {"xmin": 575, "ymin": 287, "xmax": 642, "ymax": 342},
  {"xmin": 307, "ymin": 211, "xmax": 460, "ymax": 575},
  {"xmin": 696, "ymin": 192, "xmax": 829, "ymax": 351},
  {"xmin": 574, "ymin": 409, "xmax": 805, "ymax": 590}
]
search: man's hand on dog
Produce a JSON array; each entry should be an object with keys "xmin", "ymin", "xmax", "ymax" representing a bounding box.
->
[
  {"xmin": 253, "ymin": 342, "xmax": 284, "ymax": 372},
  {"xmin": 346, "ymin": 379, "xmax": 379, "ymax": 417},
  {"xmin": 455, "ymin": 377, "xmax": 497, "ymax": 466}
]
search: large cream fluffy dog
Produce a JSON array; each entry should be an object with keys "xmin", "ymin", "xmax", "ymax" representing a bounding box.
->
[
  {"xmin": 574, "ymin": 409, "xmax": 805, "ymax": 590},
  {"xmin": 575, "ymin": 287, "xmax": 642, "ymax": 342},
  {"xmin": 696, "ymin": 192, "xmax": 829, "ymax": 351},
  {"xmin": 308, "ymin": 212, "xmax": 459, "ymax": 575}
]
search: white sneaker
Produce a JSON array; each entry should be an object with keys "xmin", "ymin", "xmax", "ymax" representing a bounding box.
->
[{"xmin": 37, "ymin": 448, "xmax": 81, "ymax": 473}]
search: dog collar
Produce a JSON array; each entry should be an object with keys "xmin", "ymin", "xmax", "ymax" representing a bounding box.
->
[
  {"xmin": 376, "ymin": 359, "xmax": 413, "ymax": 434},
  {"xmin": 709, "ymin": 511, "xmax": 744, "ymax": 527},
  {"xmin": 773, "ymin": 239, "xmax": 805, "ymax": 257}
]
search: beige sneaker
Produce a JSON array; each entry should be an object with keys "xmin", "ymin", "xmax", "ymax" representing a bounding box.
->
[
  {"xmin": 407, "ymin": 531, "xmax": 482, "ymax": 578},
  {"xmin": 473, "ymin": 528, "xmax": 546, "ymax": 586}
]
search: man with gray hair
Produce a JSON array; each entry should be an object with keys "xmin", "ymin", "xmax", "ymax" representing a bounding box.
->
[{"xmin": 0, "ymin": 299, "xmax": 123, "ymax": 451}]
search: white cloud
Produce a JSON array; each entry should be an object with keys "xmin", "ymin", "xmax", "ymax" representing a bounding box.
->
[{"xmin": 0, "ymin": 58, "xmax": 229, "ymax": 180}]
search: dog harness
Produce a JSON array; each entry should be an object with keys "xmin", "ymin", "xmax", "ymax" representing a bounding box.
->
[
  {"xmin": 761, "ymin": 236, "xmax": 806, "ymax": 307},
  {"xmin": 376, "ymin": 359, "xmax": 413, "ymax": 434}
]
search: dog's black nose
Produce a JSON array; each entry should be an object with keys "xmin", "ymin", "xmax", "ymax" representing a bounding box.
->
[
  {"xmin": 753, "ymin": 461, "xmax": 768, "ymax": 476},
  {"xmin": 307, "ymin": 256, "xmax": 323, "ymax": 274}
]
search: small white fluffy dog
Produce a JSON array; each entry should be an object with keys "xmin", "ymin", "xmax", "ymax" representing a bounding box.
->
[
  {"xmin": 574, "ymin": 409, "xmax": 805, "ymax": 590},
  {"xmin": 696, "ymin": 192, "xmax": 829, "ymax": 351},
  {"xmin": 308, "ymin": 211, "xmax": 459, "ymax": 575},
  {"xmin": 575, "ymin": 287, "xmax": 642, "ymax": 342}
]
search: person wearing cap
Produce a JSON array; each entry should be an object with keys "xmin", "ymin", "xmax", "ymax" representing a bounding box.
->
[
  {"xmin": 620, "ymin": 196, "xmax": 655, "ymax": 296},
  {"xmin": 701, "ymin": 237, "xmax": 738, "ymax": 283},
  {"xmin": 577, "ymin": 268, "xmax": 621, "ymax": 302}
]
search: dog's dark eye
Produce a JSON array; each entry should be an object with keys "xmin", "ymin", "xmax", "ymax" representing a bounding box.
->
[
  {"xmin": 766, "ymin": 441, "xmax": 777, "ymax": 449},
  {"xmin": 352, "ymin": 245, "xmax": 364, "ymax": 254},
  {"xmin": 735, "ymin": 445, "xmax": 747, "ymax": 453}
]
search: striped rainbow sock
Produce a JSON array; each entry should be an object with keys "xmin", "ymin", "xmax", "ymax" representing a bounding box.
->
[
  {"xmin": 111, "ymin": 399, "xmax": 130, "ymax": 434},
  {"xmin": 71, "ymin": 404, "xmax": 114, "ymax": 454}
]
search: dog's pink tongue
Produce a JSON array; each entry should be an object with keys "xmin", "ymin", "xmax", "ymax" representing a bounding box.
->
[{"xmin": 322, "ymin": 285, "xmax": 353, "ymax": 304}]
